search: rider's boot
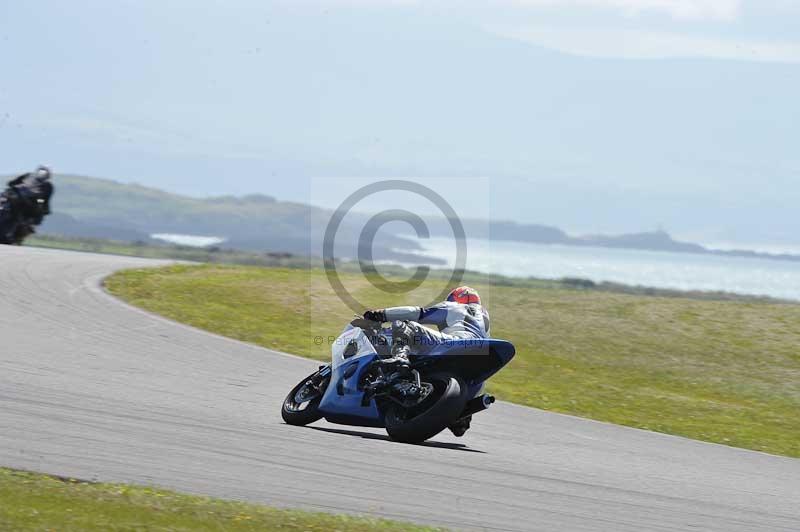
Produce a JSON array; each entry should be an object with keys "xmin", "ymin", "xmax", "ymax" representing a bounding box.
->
[
  {"xmin": 379, "ymin": 345, "xmax": 410, "ymax": 372},
  {"xmin": 378, "ymin": 320, "xmax": 412, "ymax": 369},
  {"xmin": 449, "ymin": 415, "xmax": 472, "ymax": 437}
]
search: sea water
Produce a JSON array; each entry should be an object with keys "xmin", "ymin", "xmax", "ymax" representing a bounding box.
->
[{"xmin": 413, "ymin": 237, "xmax": 800, "ymax": 301}]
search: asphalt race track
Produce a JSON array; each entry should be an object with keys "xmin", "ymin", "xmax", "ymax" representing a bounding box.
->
[{"xmin": 1, "ymin": 245, "xmax": 799, "ymax": 531}]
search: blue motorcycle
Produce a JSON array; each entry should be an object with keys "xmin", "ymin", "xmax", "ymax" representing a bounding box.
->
[{"xmin": 281, "ymin": 318, "xmax": 515, "ymax": 443}]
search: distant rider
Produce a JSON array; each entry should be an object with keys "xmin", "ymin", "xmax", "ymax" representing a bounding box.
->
[{"xmin": 0, "ymin": 166, "xmax": 54, "ymax": 244}]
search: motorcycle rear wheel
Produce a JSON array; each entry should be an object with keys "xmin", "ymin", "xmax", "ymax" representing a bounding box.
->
[{"xmin": 384, "ymin": 373, "xmax": 468, "ymax": 444}]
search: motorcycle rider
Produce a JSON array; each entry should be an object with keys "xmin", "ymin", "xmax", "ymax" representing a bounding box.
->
[
  {"xmin": 363, "ymin": 286, "xmax": 489, "ymax": 355},
  {"xmin": 0, "ymin": 166, "xmax": 54, "ymax": 244},
  {"xmin": 8, "ymin": 166, "xmax": 53, "ymax": 224},
  {"xmin": 362, "ymin": 285, "xmax": 489, "ymax": 436}
]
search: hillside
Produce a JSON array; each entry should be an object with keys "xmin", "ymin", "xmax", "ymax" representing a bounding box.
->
[
  {"xmin": 35, "ymin": 175, "xmax": 436, "ymax": 264},
  {"xmin": 23, "ymin": 174, "xmax": 800, "ymax": 264}
]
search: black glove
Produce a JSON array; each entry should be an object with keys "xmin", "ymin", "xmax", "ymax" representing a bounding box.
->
[{"xmin": 363, "ymin": 309, "xmax": 387, "ymax": 322}]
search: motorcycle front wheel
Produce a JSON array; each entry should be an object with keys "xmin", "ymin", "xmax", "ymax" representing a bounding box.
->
[
  {"xmin": 384, "ymin": 373, "xmax": 468, "ymax": 444},
  {"xmin": 281, "ymin": 370, "xmax": 329, "ymax": 426}
]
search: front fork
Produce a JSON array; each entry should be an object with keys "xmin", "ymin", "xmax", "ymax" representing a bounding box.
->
[
  {"xmin": 317, "ymin": 364, "xmax": 332, "ymax": 380},
  {"xmin": 306, "ymin": 364, "xmax": 331, "ymax": 393}
]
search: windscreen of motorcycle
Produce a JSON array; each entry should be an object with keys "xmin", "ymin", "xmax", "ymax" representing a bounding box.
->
[{"xmin": 331, "ymin": 325, "xmax": 377, "ymax": 369}]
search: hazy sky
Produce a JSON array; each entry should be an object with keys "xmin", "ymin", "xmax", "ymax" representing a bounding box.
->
[{"xmin": 1, "ymin": 0, "xmax": 798, "ymax": 246}]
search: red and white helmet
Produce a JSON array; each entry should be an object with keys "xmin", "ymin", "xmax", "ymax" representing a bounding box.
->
[{"xmin": 446, "ymin": 286, "xmax": 481, "ymax": 305}]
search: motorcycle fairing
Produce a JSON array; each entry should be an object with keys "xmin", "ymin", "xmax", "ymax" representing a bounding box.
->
[
  {"xmin": 317, "ymin": 325, "xmax": 515, "ymax": 428},
  {"xmin": 318, "ymin": 325, "xmax": 384, "ymax": 427}
]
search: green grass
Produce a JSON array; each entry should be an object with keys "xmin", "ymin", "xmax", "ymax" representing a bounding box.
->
[
  {"xmin": 106, "ymin": 264, "xmax": 800, "ymax": 458},
  {"xmin": 25, "ymin": 234, "xmax": 314, "ymax": 268},
  {"xmin": 0, "ymin": 468, "xmax": 439, "ymax": 531}
]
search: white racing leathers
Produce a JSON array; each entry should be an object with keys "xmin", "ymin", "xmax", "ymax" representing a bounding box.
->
[{"xmin": 384, "ymin": 301, "xmax": 490, "ymax": 355}]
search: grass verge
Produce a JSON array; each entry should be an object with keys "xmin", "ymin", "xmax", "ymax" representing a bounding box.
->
[
  {"xmin": 26, "ymin": 234, "xmax": 313, "ymax": 268},
  {"xmin": 0, "ymin": 468, "xmax": 439, "ymax": 531},
  {"xmin": 106, "ymin": 264, "xmax": 800, "ymax": 458}
]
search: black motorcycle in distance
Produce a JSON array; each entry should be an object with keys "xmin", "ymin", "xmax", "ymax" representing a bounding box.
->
[{"xmin": 0, "ymin": 166, "xmax": 54, "ymax": 245}]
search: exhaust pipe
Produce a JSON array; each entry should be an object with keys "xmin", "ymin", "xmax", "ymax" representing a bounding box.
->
[{"xmin": 461, "ymin": 394, "xmax": 495, "ymax": 418}]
